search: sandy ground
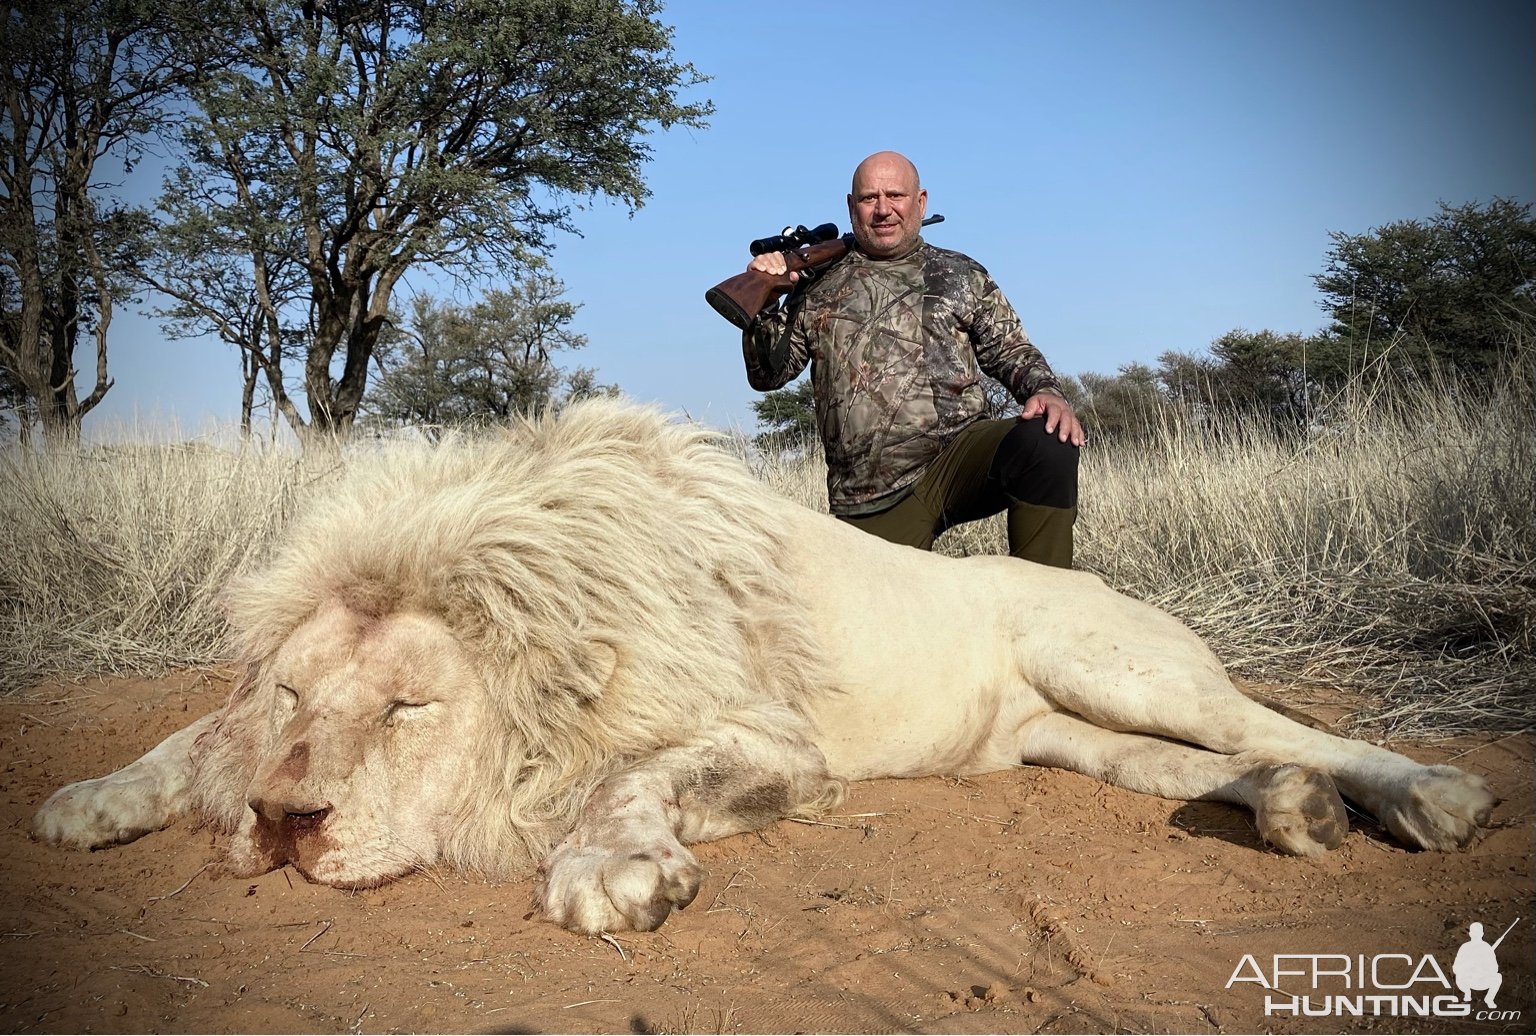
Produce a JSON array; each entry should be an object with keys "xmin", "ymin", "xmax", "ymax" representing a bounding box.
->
[{"xmin": 0, "ymin": 670, "xmax": 1530, "ymax": 1035}]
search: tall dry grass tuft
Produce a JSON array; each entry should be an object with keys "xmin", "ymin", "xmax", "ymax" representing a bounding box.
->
[
  {"xmin": 4, "ymin": 365, "xmax": 1530, "ymax": 736},
  {"xmin": 1092, "ymin": 371, "xmax": 1531, "ymax": 736},
  {"xmin": 0, "ymin": 440, "xmax": 328, "ymax": 686}
]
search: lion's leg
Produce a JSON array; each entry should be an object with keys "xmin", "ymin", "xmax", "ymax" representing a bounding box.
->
[
  {"xmin": 1018, "ymin": 711, "xmax": 1348, "ymax": 855},
  {"xmin": 1033, "ymin": 648, "xmax": 1495, "ymax": 851},
  {"xmin": 1138, "ymin": 689, "xmax": 1486, "ymax": 850},
  {"xmin": 34, "ymin": 712, "xmax": 219, "ymax": 850},
  {"xmin": 535, "ymin": 703, "xmax": 844, "ymax": 934}
]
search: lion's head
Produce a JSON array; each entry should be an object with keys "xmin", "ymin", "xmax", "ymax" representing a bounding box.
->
[
  {"xmin": 183, "ymin": 401, "xmax": 829, "ymax": 889},
  {"xmin": 211, "ymin": 601, "xmax": 487, "ymax": 886}
]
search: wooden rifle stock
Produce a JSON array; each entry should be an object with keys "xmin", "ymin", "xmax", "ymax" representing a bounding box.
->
[{"xmin": 704, "ymin": 235, "xmax": 854, "ymax": 331}]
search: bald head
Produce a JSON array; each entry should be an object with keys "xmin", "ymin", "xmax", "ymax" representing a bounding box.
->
[
  {"xmin": 851, "ymin": 151, "xmax": 921, "ymax": 195},
  {"xmin": 847, "ymin": 151, "xmax": 927, "ymax": 259}
]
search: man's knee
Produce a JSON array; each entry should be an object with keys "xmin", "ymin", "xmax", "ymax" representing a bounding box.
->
[{"xmin": 988, "ymin": 416, "xmax": 1078, "ymax": 509}]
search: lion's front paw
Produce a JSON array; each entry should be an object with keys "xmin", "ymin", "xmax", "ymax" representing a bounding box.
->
[
  {"xmin": 1380, "ymin": 765, "xmax": 1496, "ymax": 851},
  {"xmin": 34, "ymin": 773, "xmax": 174, "ymax": 850},
  {"xmin": 535, "ymin": 840, "xmax": 703, "ymax": 934}
]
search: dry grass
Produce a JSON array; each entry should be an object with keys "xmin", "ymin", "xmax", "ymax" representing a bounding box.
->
[
  {"xmin": 4, "ymin": 368, "xmax": 1531, "ymax": 736},
  {"xmin": 1078, "ymin": 371, "xmax": 1534, "ymax": 737},
  {"xmin": 0, "ymin": 439, "xmax": 327, "ymax": 682}
]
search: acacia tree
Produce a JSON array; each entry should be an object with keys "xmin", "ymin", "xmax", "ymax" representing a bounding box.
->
[
  {"xmin": 142, "ymin": 160, "xmax": 310, "ymax": 436},
  {"xmin": 0, "ymin": 0, "xmax": 187, "ymax": 442},
  {"xmin": 364, "ymin": 272, "xmax": 614, "ymax": 435},
  {"xmin": 159, "ymin": 0, "xmax": 709, "ymax": 446},
  {"xmin": 1204, "ymin": 328, "xmax": 1317, "ymax": 429},
  {"xmin": 1315, "ymin": 198, "xmax": 1536, "ymax": 376}
]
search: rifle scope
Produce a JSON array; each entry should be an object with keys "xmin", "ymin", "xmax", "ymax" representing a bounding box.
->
[
  {"xmin": 747, "ymin": 215, "xmax": 946, "ymax": 256},
  {"xmin": 749, "ymin": 223, "xmax": 840, "ymax": 256}
]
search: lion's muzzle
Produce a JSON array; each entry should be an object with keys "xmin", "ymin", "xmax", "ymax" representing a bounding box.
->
[{"xmin": 241, "ymin": 788, "xmax": 340, "ymax": 876}]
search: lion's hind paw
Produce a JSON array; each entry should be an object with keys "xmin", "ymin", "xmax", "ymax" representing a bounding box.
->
[
  {"xmin": 536, "ymin": 842, "xmax": 703, "ymax": 934},
  {"xmin": 1250, "ymin": 764, "xmax": 1349, "ymax": 856},
  {"xmin": 1381, "ymin": 765, "xmax": 1496, "ymax": 851}
]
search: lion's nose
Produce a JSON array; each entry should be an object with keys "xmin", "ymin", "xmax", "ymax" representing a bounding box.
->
[
  {"xmin": 284, "ymin": 805, "xmax": 332, "ymax": 835},
  {"xmin": 249, "ymin": 795, "xmax": 333, "ymax": 830}
]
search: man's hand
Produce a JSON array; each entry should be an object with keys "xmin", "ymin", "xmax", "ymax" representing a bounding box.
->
[
  {"xmin": 747, "ymin": 251, "xmax": 799, "ymax": 283},
  {"xmin": 1021, "ymin": 392, "xmax": 1086, "ymax": 447}
]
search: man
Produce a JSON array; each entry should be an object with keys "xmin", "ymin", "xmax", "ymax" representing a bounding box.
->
[
  {"xmin": 1452, "ymin": 922, "xmax": 1503, "ymax": 1009},
  {"xmin": 741, "ymin": 151, "xmax": 1084, "ymax": 567}
]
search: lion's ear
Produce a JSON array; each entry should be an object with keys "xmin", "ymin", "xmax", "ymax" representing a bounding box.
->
[
  {"xmin": 567, "ymin": 638, "xmax": 619, "ymax": 704},
  {"xmin": 226, "ymin": 663, "xmax": 261, "ymax": 706}
]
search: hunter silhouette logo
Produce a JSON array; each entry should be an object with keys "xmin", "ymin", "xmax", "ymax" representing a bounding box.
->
[
  {"xmin": 1454, "ymin": 918, "xmax": 1518, "ymax": 1009},
  {"xmin": 1226, "ymin": 916, "xmax": 1522, "ymax": 1021}
]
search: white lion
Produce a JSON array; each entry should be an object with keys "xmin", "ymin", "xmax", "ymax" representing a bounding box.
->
[{"xmin": 34, "ymin": 400, "xmax": 1495, "ymax": 933}]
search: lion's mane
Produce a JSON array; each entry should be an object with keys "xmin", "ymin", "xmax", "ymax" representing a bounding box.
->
[{"xmin": 188, "ymin": 400, "xmax": 831, "ymax": 876}]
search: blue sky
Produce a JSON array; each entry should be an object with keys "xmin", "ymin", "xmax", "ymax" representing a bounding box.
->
[{"xmin": 88, "ymin": 0, "xmax": 1534, "ymax": 437}]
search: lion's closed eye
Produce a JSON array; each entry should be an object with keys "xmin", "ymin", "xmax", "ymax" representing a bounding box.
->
[{"xmin": 384, "ymin": 701, "xmax": 433, "ymax": 726}]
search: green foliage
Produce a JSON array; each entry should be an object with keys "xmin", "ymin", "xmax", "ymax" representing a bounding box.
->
[
  {"xmin": 1207, "ymin": 329, "xmax": 1315, "ymax": 427},
  {"xmin": 1075, "ymin": 362, "xmax": 1166, "ymax": 444},
  {"xmin": 1074, "ymin": 201, "xmax": 1536, "ymax": 443},
  {"xmin": 749, "ymin": 379, "xmax": 816, "ymax": 454},
  {"xmin": 155, "ymin": 0, "xmax": 710, "ymax": 444},
  {"xmin": 1078, "ymin": 334, "xmax": 1335, "ymax": 442},
  {"xmin": 363, "ymin": 272, "xmax": 615, "ymax": 436},
  {"xmin": 1314, "ymin": 198, "xmax": 1536, "ymax": 376}
]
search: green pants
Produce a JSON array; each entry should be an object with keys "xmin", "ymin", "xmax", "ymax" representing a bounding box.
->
[{"xmin": 837, "ymin": 417, "xmax": 1078, "ymax": 568}]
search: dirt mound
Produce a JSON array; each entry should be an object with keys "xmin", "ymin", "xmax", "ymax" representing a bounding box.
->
[{"xmin": 1, "ymin": 672, "xmax": 1529, "ymax": 1034}]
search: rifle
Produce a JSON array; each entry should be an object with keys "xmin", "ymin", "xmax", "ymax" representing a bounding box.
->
[{"xmin": 705, "ymin": 215, "xmax": 945, "ymax": 330}]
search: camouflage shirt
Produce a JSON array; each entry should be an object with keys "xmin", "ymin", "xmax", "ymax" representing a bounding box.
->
[{"xmin": 743, "ymin": 239, "xmax": 1063, "ymax": 515}]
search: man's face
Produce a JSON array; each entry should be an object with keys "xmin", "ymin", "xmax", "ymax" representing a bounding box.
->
[{"xmin": 847, "ymin": 157, "xmax": 927, "ymax": 259}]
